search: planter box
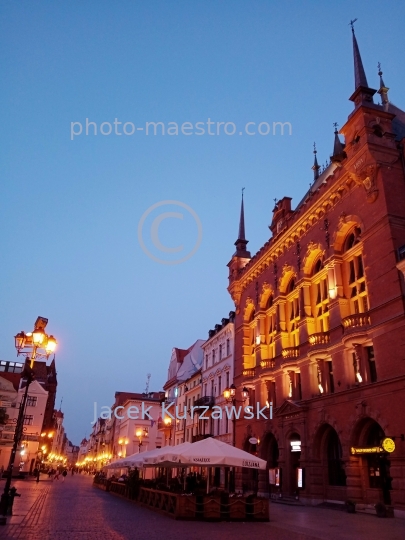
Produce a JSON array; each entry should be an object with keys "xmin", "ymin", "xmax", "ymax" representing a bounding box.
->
[
  {"xmin": 203, "ymin": 497, "xmax": 221, "ymax": 520},
  {"xmin": 251, "ymin": 498, "xmax": 269, "ymax": 521},
  {"xmin": 229, "ymin": 498, "xmax": 246, "ymax": 520}
]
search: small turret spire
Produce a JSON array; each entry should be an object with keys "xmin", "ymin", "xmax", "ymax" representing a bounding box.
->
[
  {"xmin": 234, "ymin": 188, "xmax": 251, "ymax": 258},
  {"xmin": 312, "ymin": 142, "xmax": 320, "ymax": 181},
  {"xmin": 377, "ymin": 62, "xmax": 389, "ymax": 110}
]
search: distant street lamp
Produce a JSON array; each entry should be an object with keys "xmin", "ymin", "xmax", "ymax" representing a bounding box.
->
[
  {"xmin": 136, "ymin": 427, "xmax": 148, "ymax": 452},
  {"xmin": 0, "ymin": 317, "xmax": 57, "ymax": 525},
  {"xmin": 223, "ymin": 384, "xmax": 249, "ymax": 446}
]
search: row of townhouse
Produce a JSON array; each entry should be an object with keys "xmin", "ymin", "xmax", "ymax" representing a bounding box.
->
[
  {"xmin": 0, "ymin": 359, "xmax": 70, "ymax": 473},
  {"xmin": 82, "ymin": 315, "xmax": 236, "ymax": 470},
  {"xmin": 160, "ymin": 315, "xmax": 236, "ymax": 449}
]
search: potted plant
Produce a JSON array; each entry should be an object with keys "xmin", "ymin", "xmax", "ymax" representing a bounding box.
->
[{"xmin": 345, "ymin": 500, "xmax": 356, "ymax": 513}]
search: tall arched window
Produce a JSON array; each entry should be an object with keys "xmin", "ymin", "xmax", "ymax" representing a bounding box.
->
[
  {"xmin": 267, "ymin": 311, "xmax": 277, "ymax": 359},
  {"xmin": 343, "ymin": 228, "xmax": 368, "ymax": 314},
  {"xmin": 286, "ymin": 278, "xmax": 299, "ymax": 347}
]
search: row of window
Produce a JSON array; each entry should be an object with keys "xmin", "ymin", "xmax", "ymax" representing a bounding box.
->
[
  {"xmin": 267, "ymin": 345, "xmax": 377, "ymax": 405},
  {"xmin": 203, "ymin": 371, "xmax": 230, "ymax": 398},
  {"xmin": 248, "ymin": 251, "xmax": 368, "ymax": 359},
  {"xmin": 205, "ymin": 339, "xmax": 231, "ymax": 369},
  {"xmin": 183, "ymin": 415, "xmax": 231, "ymax": 441}
]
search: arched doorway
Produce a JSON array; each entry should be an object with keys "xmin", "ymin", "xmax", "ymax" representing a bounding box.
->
[
  {"xmin": 314, "ymin": 424, "xmax": 346, "ymax": 501},
  {"xmin": 326, "ymin": 428, "xmax": 346, "ymax": 487},
  {"xmin": 352, "ymin": 418, "xmax": 391, "ymax": 504},
  {"xmin": 260, "ymin": 432, "xmax": 279, "ymax": 495}
]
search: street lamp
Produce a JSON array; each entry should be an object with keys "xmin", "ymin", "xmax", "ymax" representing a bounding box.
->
[
  {"xmin": 0, "ymin": 317, "xmax": 57, "ymax": 524},
  {"xmin": 223, "ymin": 384, "xmax": 249, "ymax": 446},
  {"xmin": 136, "ymin": 427, "xmax": 148, "ymax": 452}
]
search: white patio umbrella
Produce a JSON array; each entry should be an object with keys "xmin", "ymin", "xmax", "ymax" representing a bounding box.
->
[
  {"xmin": 143, "ymin": 442, "xmax": 192, "ymax": 466},
  {"xmin": 170, "ymin": 437, "xmax": 267, "ymax": 470},
  {"xmin": 105, "ymin": 447, "xmax": 161, "ymax": 469}
]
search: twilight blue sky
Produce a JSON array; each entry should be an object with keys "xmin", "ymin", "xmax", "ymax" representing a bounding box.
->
[{"xmin": 1, "ymin": 1, "xmax": 404, "ymax": 444}]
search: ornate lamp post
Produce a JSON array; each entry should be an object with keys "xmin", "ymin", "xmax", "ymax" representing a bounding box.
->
[
  {"xmin": 135, "ymin": 427, "xmax": 148, "ymax": 452},
  {"xmin": 0, "ymin": 317, "xmax": 57, "ymax": 524},
  {"xmin": 223, "ymin": 384, "xmax": 249, "ymax": 446}
]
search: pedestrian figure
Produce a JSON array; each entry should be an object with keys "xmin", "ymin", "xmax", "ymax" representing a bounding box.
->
[
  {"xmin": 33, "ymin": 467, "xmax": 40, "ymax": 483},
  {"xmin": 36, "ymin": 469, "xmax": 40, "ymax": 483},
  {"xmin": 54, "ymin": 470, "xmax": 60, "ymax": 481},
  {"xmin": 62, "ymin": 469, "xmax": 67, "ymax": 482}
]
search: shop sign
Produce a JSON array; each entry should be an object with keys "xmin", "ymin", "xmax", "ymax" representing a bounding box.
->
[
  {"xmin": 381, "ymin": 437, "xmax": 395, "ymax": 453},
  {"xmin": 351, "ymin": 446, "xmax": 382, "ymax": 455}
]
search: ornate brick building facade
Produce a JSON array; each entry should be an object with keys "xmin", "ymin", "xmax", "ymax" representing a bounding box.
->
[{"xmin": 228, "ymin": 28, "xmax": 405, "ymax": 512}]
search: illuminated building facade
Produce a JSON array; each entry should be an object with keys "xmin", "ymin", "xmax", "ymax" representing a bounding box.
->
[{"xmin": 228, "ymin": 29, "xmax": 405, "ymax": 513}]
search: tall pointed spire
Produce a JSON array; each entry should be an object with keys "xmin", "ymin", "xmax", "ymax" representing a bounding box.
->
[
  {"xmin": 312, "ymin": 142, "xmax": 320, "ymax": 181},
  {"xmin": 351, "ymin": 20, "xmax": 368, "ymax": 89},
  {"xmin": 377, "ymin": 62, "xmax": 389, "ymax": 110},
  {"xmin": 238, "ymin": 188, "xmax": 246, "ymax": 241},
  {"xmin": 348, "ymin": 20, "xmax": 376, "ymax": 106},
  {"xmin": 234, "ymin": 188, "xmax": 251, "ymax": 258}
]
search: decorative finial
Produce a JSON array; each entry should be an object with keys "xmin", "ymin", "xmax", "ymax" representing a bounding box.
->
[
  {"xmin": 349, "ymin": 18, "xmax": 358, "ymax": 33},
  {"xmin": 242, "ymin": 187, "xmax": 245, "ymax": 197},
  {"xmin": 377, "ymin": 61, "xmax": 389, "ymax": 107},
  {"xmin": 312, "ymin": 142, "xmax": 320, "ymax": 181},
  {"xmin": 273, "ymin": 198, "xmax": 278, "ymax": 205},
  {"xmin": 333, "ymin": 122, "xmax": 338, "ymax": 134}
]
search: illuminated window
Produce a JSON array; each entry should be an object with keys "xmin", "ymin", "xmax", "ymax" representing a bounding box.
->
[
  {"xmin": 286, "ymin": 278, "xmax": 299, "ymax": 347},
  {"xmin": 343, "ymin": 229, "xmax": 368, "ymax": 314},
  {"xmin": 313, "ymin": 277, "xmax": 329, "ymax": 332},
  {"xmin": 366, "ymin": 346, "xmax": 377, "ymax": 383},
  {"xmin": 267, "ymin": 312, "xmax": 277, "ymax": 359},
  {"xmin": 347, "ymin": 254, "xmax": 368, "ymax": 313}
]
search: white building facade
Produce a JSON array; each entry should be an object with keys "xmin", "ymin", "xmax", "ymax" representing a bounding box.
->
[{"xmin": 201, "ymin": 313, "xmax": 235, "ymax": 446}]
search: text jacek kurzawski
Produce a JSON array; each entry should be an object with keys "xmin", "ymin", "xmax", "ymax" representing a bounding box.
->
[{"xmin": 91, "ymin": 401, "xmax": 273, "ymax": 424}]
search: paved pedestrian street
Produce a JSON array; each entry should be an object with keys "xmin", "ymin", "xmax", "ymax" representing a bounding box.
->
[{"xmin": 1, "ymin": 475, "xmax": 404, "ymax": 540}]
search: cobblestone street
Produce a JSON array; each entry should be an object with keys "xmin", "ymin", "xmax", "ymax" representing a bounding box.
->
[{"xmin": 0, "ymin": 475, "xmax": 404, "ymax": 540}]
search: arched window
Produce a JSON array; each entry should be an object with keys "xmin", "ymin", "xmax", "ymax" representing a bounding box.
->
[
  {"xmin": 286, "ymin": 278, "xmax": 299, "ymax": 347},
  {"xmin": 286, "ymin": 278, "xmax": 296, "ymax": 294},
  {"xmin": 312, "ymin": 258, "xmax": 323, "ymax": 276},
  {"xmin": 267, "ymin": 311, "xmax": 277, "ymax": 359},
  {"xmin": 343, "ymin": 227, "xmax": 361, "ymax": 253},
  {"xmin": 342, "ymin": 229, "xmax": 368, "ymax": 314},
  {"xmin": 373, "ymin": 124, "xmax": 383, "ymax": 137}
]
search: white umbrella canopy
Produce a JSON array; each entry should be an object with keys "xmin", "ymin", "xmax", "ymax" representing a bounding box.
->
[
  {"xmin": 104, "ymin": 446, "xmax": 163, "ymax": 469},
  {"xmin": 143, "ymin": 442, "xmax": 192, "ymax": 466},
  {"xmin": 167, "ymin": 437, "xmax": 267, "ymax": 470}
]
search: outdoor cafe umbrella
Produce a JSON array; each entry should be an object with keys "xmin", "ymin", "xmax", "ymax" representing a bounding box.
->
[
  {"xmin": 164, "ymin": 437, "xmax": 267, "ymax": 470},
  {"xmin": 105, "ymin": 447, "xmax": 161, "ymax": 469},
  {"xmin": 142, "ymin": 442, "xmax": 192, "ymax": 467}
]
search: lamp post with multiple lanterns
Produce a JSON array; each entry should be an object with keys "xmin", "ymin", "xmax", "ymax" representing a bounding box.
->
[
  {"xmin": 223, "ymin": 383, "xmax": 249, "ymax": 447},
  {"xmin": 0, "ymin": 317, "xmax": 57, "ymax": 524},
  {"xmin": 135, "ymin": 427, "xmax": 148, "ymax": 452}
]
